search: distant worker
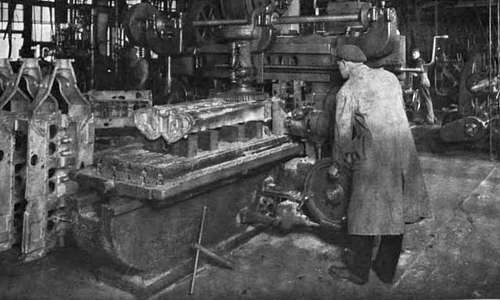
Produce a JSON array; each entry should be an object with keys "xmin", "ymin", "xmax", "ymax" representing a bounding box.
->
[
  {"xmin": 123, "ymin": 46, "xmax": 149, "ymax": 90},
  {"xmin": 410, "ymin": 48, "xmax": 436, "ymax": 125},
  {"xmin": 328, "ymin": 45, "xmax": 430, "ymax": 285}
]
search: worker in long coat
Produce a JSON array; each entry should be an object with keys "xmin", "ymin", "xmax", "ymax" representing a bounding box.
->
[{"xmin": 328, "ymin": 45, "xmax": 431, "ymax": 285}]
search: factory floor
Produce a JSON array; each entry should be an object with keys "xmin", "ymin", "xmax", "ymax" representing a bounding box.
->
[{"xmin": 2, "ymin": 128, "xmax": 500, "ymax": 300}]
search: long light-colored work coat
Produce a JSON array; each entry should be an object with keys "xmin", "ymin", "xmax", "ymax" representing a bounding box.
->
[{"xmin": 333, "ymin": 64, "xmax": 430, "ymax": 235}]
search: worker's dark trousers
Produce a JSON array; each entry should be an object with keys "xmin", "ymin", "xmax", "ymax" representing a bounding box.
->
[
  {"xmin": 344, "ymin": 234, "xmax": 403, "ymax": 283},
  {"xmin": 419, "ymin": 85, "xmax": 435, "ymax": 124}
]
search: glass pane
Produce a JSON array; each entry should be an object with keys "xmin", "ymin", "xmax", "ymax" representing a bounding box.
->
[
  {"xmin": 32, "ymin": 25, "xmax": 38, "ymax": 41},
  {"xmin": 0, "ymin": 34, "xmax": 24, "ymax": 59},
  {"xmin": 33, "ymin": 23, "xmax": 41, "ymax": 41},
  {"xmin": 33, "ymin": 23, "xmax": 54, "ymax": 42},
  {"xmin": 0, "ymin": 3, "xmax": 23, "ymax": 30},
  {"xmin": 41, "ymin": 24, "xmax": 54, "ymax": 41},
  {"xmin": 33, "ymin": 6, "xmax": 41, "ymax": 22},
  {"xmin": 32, "ymin": 6, "xmax": 55, "ymax": 25},
  {"xmin": 1, "ymin": 5, "xmax": 7, "ymax": 21},
  {"xmin": 12, "ymin": 21, "xmax": 23, "ymax": 31},
  {"xmin": 13, "ymin": 4, "xmax": 23, "ymax": 21},
  {"xmin": 42, "ymin": 7, "xmax": 52, "ymax": 24}
]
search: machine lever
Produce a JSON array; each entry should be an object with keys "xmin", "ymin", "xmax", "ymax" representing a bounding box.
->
[
  {"xmin": 192, "ymin": 243, "xmax": 235, "ymax": 270},
  {"xmin": 189, "ymin": 206, "xmax": 207, "ymax": 295}
]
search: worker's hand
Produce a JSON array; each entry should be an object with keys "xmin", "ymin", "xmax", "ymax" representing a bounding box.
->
[
  {"xmin": 422, "ymin": 74, "xmax": 431, "ymax": 87},
  {"xmin": 345, "ymin": 153, "xmax": 353, "ymax": 165},
  {"xmin": 328, "ymin": 163, "xmax": 340, "ymax": 180}
]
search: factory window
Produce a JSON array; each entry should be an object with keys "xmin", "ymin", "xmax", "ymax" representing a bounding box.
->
[
  {"xmin": 32, "ymin": 5, "xmax": 56, "ymax": 42},
  {"xmin": 0, "ymin": 2, "xmax": 24, "ymax": 58},
  {"xmin": 0, "ymin": 2, "xmax": 24, "ymax": 31},
  {"xmin": 0, "ymin": 33, "xmax": 22, "ymax": 58}
]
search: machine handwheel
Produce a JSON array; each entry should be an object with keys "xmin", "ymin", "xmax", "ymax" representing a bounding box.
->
[
  {"xmin": 192, "ymin": 0, "xmax": 221, "ymax": 44},
  {"xmin": 303, "ymin": 158, "xmax": 350, "ymax": 226},
  {"xmin": 123, "ymin": 3, "xmax": 158, "ymax": 47}
]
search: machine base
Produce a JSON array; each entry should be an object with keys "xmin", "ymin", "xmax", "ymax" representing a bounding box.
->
[{"xmin": 95, "ymin": 226, "xmax": 265, "ymax": 298}]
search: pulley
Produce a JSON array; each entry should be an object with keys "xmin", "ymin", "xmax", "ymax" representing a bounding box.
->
[
  {"xmin": 190, "ymin": 0, "xmax": 222, "ymax": 44},
  {"xmin": 123, "ymin": 3, "xmax": 183, "ymax": 55},
  {"xmin": 123, "ymin": 3, "xmax": 157, "ymax": 47}
]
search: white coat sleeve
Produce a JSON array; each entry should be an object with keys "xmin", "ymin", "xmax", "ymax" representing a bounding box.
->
[{"xmin": 333, "ymin": 88, "xmax": 355, "ymax": 163}]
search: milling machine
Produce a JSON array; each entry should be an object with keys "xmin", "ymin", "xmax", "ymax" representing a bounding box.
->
[{"xmin": 0, "ymin": 0, "xmax": 406, "ymax": 296}]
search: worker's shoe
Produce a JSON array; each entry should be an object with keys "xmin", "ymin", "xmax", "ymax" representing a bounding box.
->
[{"xmin": 328, "ymin": 265, "xmax": 367, "ymax": 285}]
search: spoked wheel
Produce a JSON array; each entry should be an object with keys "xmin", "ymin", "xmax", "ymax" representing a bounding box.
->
[
  {"xmin": 303, "ymin": 158, "xmax": 350, "ymax": 228},
  {"xmin": 192, "ymin": 0, "xmax": 222, "ymax": 44}
]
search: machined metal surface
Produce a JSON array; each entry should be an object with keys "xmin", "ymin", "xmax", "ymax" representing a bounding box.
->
[
  {"xmin": 0, "ymin": 59, "xmax": 42, "ymax": 253},
  {"xmin": 22, "ymin": 59, "xmax": 94, "ymax": 261},
  {"xmin": 0, "ymin": 59, "xmax": 42, "ymax": 113},
  {"xmin": 86, "ymin": 89, "xmax": 152, "ymax": 129},
  {"xmin": 0, "ymin": 58, "xmax": 94, "ymax": 261},
  {"xmin": 0, "ymin": 58, "xmax": 14, "ymax": 93},
  {"xmin": 74, "ymin": 136, "xmax": 301, "ymax": 203},
  {"xmin": 0, "ymin": 116, "xmax": 29, "ymax": 251},
  {"xmin": 133, "ymin": 98, "xmax": 272, "ymax": 143}
]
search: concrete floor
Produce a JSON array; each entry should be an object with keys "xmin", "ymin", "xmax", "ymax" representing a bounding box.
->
[
  {"xmin": 158, "ymin": 153, "xmax": 500, "ymax": 300},
  {"xmin": 1, "ymin": 149, "xmax": 500, "ymax": 299}
]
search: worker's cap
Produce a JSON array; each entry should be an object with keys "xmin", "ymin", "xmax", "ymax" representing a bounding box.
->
[{"xmin": 335, "ymin": 44, "xmax": 367, "ymax": 63}]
